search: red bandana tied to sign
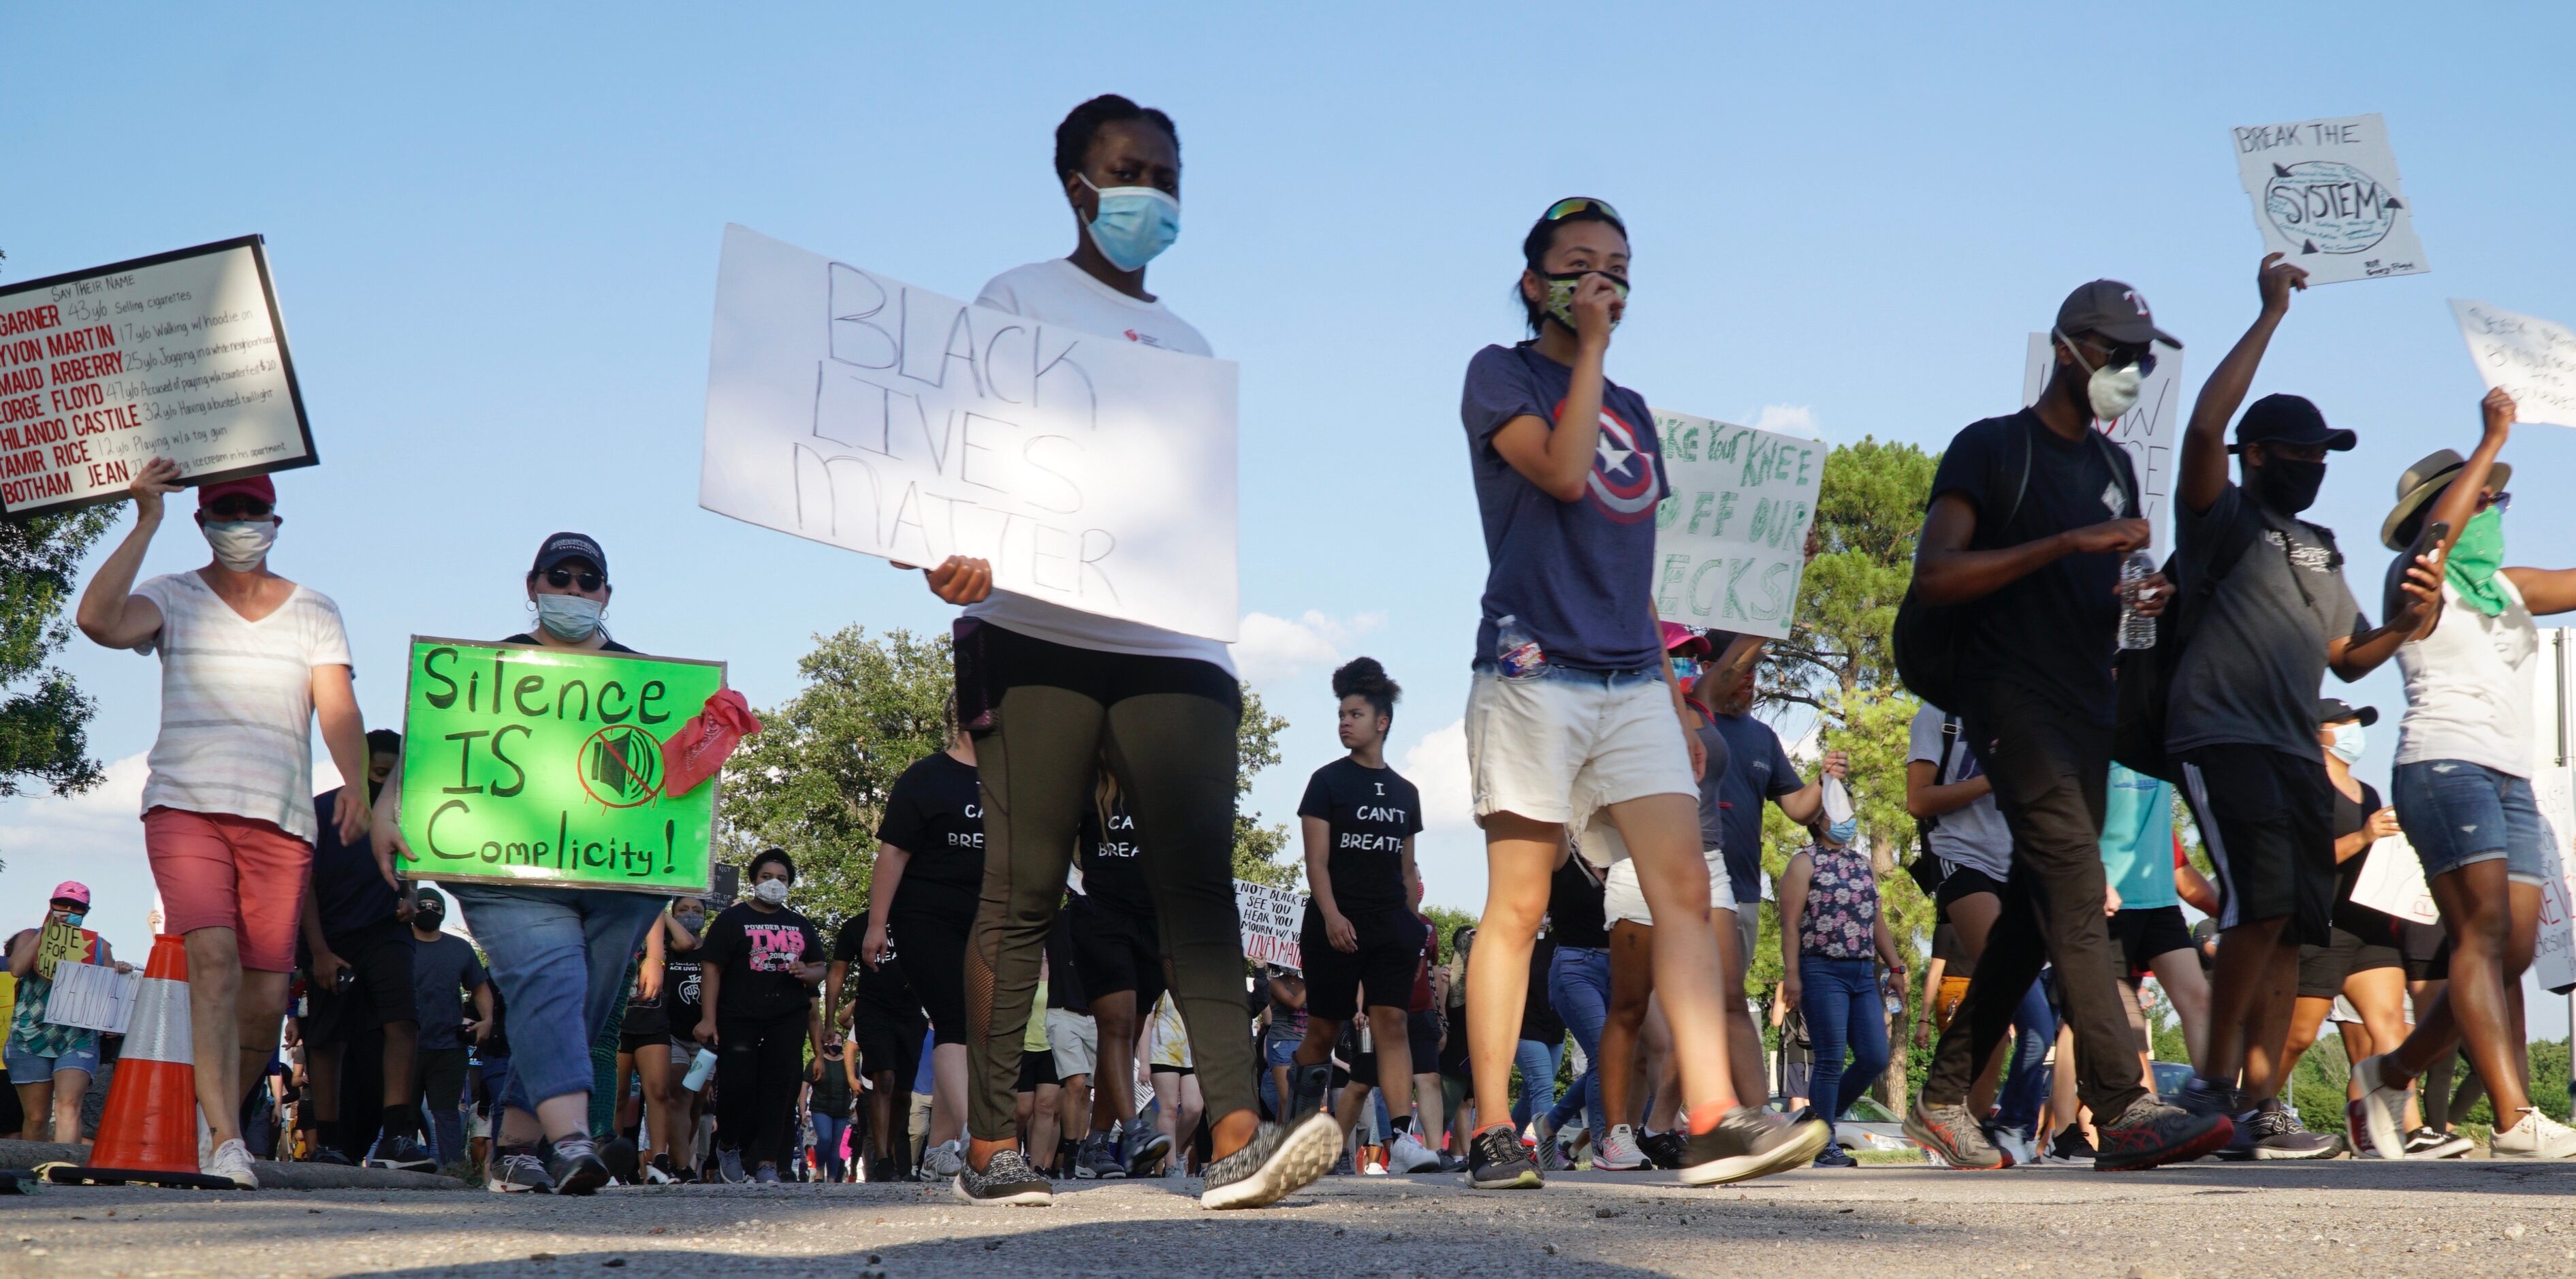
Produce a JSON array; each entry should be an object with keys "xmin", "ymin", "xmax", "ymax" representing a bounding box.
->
[{"xmin": 661, "ymin": 689, "xmax": 762, "ymax": 798}]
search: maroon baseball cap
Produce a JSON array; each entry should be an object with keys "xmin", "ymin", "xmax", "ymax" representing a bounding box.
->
[{"xmin": 197, "ymin": 474, "xmax": 276, "ymax": 510}]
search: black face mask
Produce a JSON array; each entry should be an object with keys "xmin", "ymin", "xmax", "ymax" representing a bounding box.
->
[{"xmin": 2255, "ymin": 454, "xmax": 2327, "ymax": 516}]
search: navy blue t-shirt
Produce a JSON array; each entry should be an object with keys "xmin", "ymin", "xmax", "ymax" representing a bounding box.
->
[
  {"xmin": 411, "ymin": 932, "xmax": 489, "ymax": 1051},
  {"xmin": 310, "ymin": 786, "xmax": 401, "ymax": 939},
  {"xmin": 1460, "ymin": 343, "xmax": 1668, "ymax": 672},
  {"xmin": 1705, "ymin": 712, "xmax": 1803, "ymax": 897}
]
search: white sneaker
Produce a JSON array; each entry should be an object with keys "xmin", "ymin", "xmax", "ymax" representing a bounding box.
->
[
  {"xmin": 2488, "ymin": 1109, "xmax": 2576, "ymax": 1160},
  {"xmin": 2350, "ymin": 1054, "xmax": 2410, "ymax": 1162},
  {"xmin": 1390, "ymin": 1132, "xmax": 1442, "ymax": 1174},
  {"xmin": 203, "ymin": 1137, "xmax": 259, "ymax": 1189},
  {"xmin": 922, "ymin": 1140, "xmax": 966, "ymax": 1179},
  {"xmin": 1362, "ymin": 1158, "xmax": 1387, "ymax": 1175},
  {"xmin": 1593, "ymin": 1123, "xmax": 1649, "ymax": 1171}
]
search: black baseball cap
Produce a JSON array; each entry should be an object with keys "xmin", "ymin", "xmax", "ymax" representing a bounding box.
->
[
  {"xmin": 2055, "ymin": 280, "xmax": 2182, "ymax": 349},
  {"xmin": 414, "ymin": 886, "xmax": 447, "ymax": 917},
  {"xmin": 530, "ymin": 532, "xmax": 609, "ymax": 578},
  {"xmin": 2233, "ymin": 393, "xmax": 2355, "ymax": 454},
  {"xmin": 2315, "ymin": 697, "xmax": 2379, "ymax": 727}
]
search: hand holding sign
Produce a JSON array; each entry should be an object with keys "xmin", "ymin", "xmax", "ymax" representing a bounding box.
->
[
  {"xmin": 2231, "ymin": 114, "xmax": 2428, "ymax": 285},
  {"xmin": 2451, "ymin": 300, "xmax": 2576, "ymax": 428}
]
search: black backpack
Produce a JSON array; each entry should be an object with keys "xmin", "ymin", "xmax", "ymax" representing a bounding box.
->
[
  {"xmin": 2110, "ymin": 496, "xmax": 2270, "ymax": 782},
  {"xmin": 1905, "ymin": 714, "xmax": 1961, "ymax": 897}
]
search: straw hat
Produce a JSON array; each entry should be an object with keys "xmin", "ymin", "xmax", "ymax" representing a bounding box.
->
[{"xmin": 2381, "ymin": 449, "xmax": 2510, "ymax": 550}]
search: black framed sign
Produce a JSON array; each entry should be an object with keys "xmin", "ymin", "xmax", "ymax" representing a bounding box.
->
[{"xmin": 0, "ymin": 235, "xmax": 317, "ymax": 517}]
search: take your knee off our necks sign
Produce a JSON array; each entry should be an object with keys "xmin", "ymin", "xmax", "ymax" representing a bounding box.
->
[
  {"xmin": 1649, "ymin": 411, "xmax": 1819, "ymax": 640},
  {"xmin": 697, "ymin": 224, "xmax": 1240, "ymax": 642},
  {"xmin": 394, "ymin": 639, "xmax": 725, "ymax": 894}
]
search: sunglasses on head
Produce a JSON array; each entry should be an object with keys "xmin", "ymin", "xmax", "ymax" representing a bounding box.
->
[
  {"xmin": 1542, "ymin": 196, "xmax": 1625, "ymax": 230},
  {"xmin": 541, "ymin": 567, "xmax": 605, "ymax": 592}
]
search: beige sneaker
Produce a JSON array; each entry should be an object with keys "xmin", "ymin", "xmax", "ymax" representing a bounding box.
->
[{"xmin": 2487, "ymin": 1109, "xmax": 2576, "ymax": 1160}]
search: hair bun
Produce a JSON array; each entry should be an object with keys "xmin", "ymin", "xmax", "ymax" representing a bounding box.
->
[{"xmin": 1331, "ymin": 657, "xmax": 1401, "ymax": 708}]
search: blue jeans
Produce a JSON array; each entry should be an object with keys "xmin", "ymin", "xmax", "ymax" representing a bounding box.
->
[
  {"xmin": 1995, "ymin": 977, "xmax": 2054, "ymax": 1133},
  {"xmin": 1259, "ymin": 1032, "xmax": 1299, "ymax": 1118},
  {"xmin": 1544, "ymin": 946, "xmax": 1610, "ymax": 1137},
  {"xmin": 1512, "ymin": 1038, "xmax": 1561, "ymax": 1130},
  {"xmin": 447, "ymin": 885, "xmax": 665, "ymax": 1123},
  {"xmin": 2395, "ymin": 759, "xmax": 2549, "ymax": 883},
  {"xmin": 812, "ymin": 1112, "xmax": 850, "ymax": 1181},
  {"xmin": 1797, "ymin": 955, "xmax": 1888, "ymax": 1137}
]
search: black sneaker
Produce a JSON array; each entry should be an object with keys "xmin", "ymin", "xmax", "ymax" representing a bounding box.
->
[
  {"xmin": 2404, "ymin": 1127, "xmax": 2474, "ymax": 1160},
  {"xmin": 2174, "ymin": 1079, "xmax": 2240, "ymax": 1120},
  {"xmin": 487, "ymin": 1146, "xmax": 556, "ymax": 1193},
  {"xmin": 1638, "ymin": 1128, "xmax": 1689, "ymax": 1171},
  {"xmin": 2093, "ymin": 1096, "xmax": 2233, "ymax": 1171},
  {"xmin": 1198, "ymin": 1111, "xmax": 1341, "ymax": 1210},
  {"xmin": 1465, "ymin": 1123, "xmax": 1542, "ymax": 1190},
  {"xmin": 1121, "ymin": 1117, "xmax": 1173, "ymax": 1180},
  {"xmin": 1813, "ymin": 1142, "xmax": 1858, "ymax": 1168},
  {"xmin": 2045, "ymin": 1126, "xmax": 2096, "ymax": 1163},
  {"xmin": 304, "ymin": 1145, "xmax": 354, "ymax": 1167},
  {"xmin": 600, "ymin": 1136, "xmax": 641, "ymax": 1184},
  {"xmin": 1904, "ymin": 1097, "xmax": 2005, "ymax": 1169},
  {"xmin": 953, "ymin": 1147, "xmax": 1053, "ymax": 1207},
  {"xmin": 547, "ymin": 1137, "xmax": 611, "ymax": 1196},
  {"xmin": 1675, "ymin": 1106, "xmax": 1830, "ymax": 1186},
  {"xmin": 365, "ymin": 1134, "xmax": 436, "ymax": 1173},
  {"xmin": 1288, "ymin": 1062, "xmax": 1332, "ymax": 1119}
]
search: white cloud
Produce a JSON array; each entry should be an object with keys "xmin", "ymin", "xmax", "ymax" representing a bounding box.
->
[
  {"xmin": 0, "ymin": 751, "xmax": 151, "ymax": 860},
  {"xmin": 1232, "ymin": 610, "xmax": 1386, "ymax": 685},
  {"xmin": 1401, "ymin": 717, "xmax": 1474, "ymax": 833},
  {"xmin": 1751, "ymin": 403, "xmax": 1820, "ymax": 440}
]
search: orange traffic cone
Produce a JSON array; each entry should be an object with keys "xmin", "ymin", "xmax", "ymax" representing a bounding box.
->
[{"xmin": 50, "ymin": 934, "xmax": 232, "ymax": 1188}]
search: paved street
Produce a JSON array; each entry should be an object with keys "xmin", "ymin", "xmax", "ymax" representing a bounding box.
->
[{"xmin": 4, "ymin": 1159, "xmax": 2573, "ymax": 1277}]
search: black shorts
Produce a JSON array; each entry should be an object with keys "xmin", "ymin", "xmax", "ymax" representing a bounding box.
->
[
  {"xmin": 1299, "ymin": 906, "xmax": 1427, "ymax": 1023},
  {"xmin": 618, "ymin": 1028, "xmax": 672, "ymax": 1057},
  {"xmin": 853, "ymin": 995, "xmax": 927, "ymax": 1082},
  {"xmin": 1072, "ymin": 899, "xmax": 1166, "ymax": 1011},
  {"xmin": 2297, "ymin": 926, "xmax": 2404, "ymax": 999},
  {"xmin": 891, "ymin": 906, "xmax": 972, "ymax": 1046},
  {"xmin": 1933, "ymin": 865, "xmax": 2009, "ymax": 915},
  {"xmin": 304, "ymin": 919, "xmax": 417, "ymax": 1044},
  {"xmin": 2108, "ymin": 905, "xmax": 2194, "ymax": 979},
  {"xmin": 2179, "ymin": 744, "xmax": 2336, "ymax": 946},
  {"xmin": 1016, "ymin": 1047, "xmax": 1059, "ymax": 1092},
  {"xmin": 2400, "ymin": 919, "xmax": 2450, "ymax": 981},
  {"xmin": 1405, "ymin": 1008, "xmax": 1440, "ymax": 1068}
]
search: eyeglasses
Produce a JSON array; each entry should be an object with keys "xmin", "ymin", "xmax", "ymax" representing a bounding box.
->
[
  {"xmin": 1542, "ymin": 197, "xmax": 1625, "ymax": 230},
  {"xmin": 2479, "ymin": 491, "xmax": 2513, "ymax": 512},
  {"xmin": 542, "ymin": 568, "xmax": 605, "ymax": 592}
]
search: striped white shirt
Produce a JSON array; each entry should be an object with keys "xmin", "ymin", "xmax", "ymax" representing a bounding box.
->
[{"xmin": 132, "ymin": 571, "xmax": 353, "ymax": 841}]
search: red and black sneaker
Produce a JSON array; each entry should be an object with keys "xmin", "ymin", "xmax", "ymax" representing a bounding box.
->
[
  {"xmin": 1903, "ymin": 1097, "xmax": 2007, "ymax": 1169},
  {"xmin": 2093, "ymin": 1097, "xmax": 2233, "ymax": 1171}
]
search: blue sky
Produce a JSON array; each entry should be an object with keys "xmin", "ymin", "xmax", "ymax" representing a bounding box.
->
[{"xmin": 10, "ymin": 3, "xmax": 2576, "ymax": 1026}]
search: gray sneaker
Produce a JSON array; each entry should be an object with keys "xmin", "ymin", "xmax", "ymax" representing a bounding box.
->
[
  {"xmin": 1200, "ymin": 1112, "xmax": 1341, "ymax": 1210},
  {"xmin": 921, "ymin": 1140, "xmax": 966, "ymax": 1180},
  {"xmin": 1075, "ymin": 1131, "xmax": 1124, "ymax": 1180},
  {"xmin": 1674, "ymin": 1105, "xmax": 1830, "ymax": 1186},
  {"xmin": 1120, "ymin": 1118, "xmax": 1173, "ymax": 1179},
  {"xmin": 953, "ymin": 1147, "xmax": 1053, "ymax": 1207},
  {"xmin": 486, "ymin": 1148, "xmax": 556, "ymax": 1193},
  {"xmin": 2224, "ymin": 1101, "xmax": 2340, "ymax": 1161},
  {"xmin": 1903, "ymin": 1097, "xmax": 2005, "ymax": 1169},
  {"xmin": 716, "ymin": 1146, "xmax": 749, "ymax": 1184}
]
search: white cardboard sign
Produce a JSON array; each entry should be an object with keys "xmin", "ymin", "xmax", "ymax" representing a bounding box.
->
[
  {"xmin": 699, "ymin": 225, "xmax": 1240, "ymax": 642},
  {"xmin": 42, "ymin": 960, "xmax": 137, "ymax": 1034},
  {"xmin": 1235, "ymin": 879, "xmax": 1306, "ymax": 971},
  {"xmin": 2022, "ymin": 338, "xmax": 2185, "ymax": 557},
  {"xmin": 0, "ymin": 236, "xmax": 315, "ymax": 516},
  {"xmin": 2230, "ymin": 114, "xmax": 2428, "ymax": 285},
  {"xmin": 2450, "ymin": 300, "xmax": 2576, "ymax": 429},
  {"xmin": 1648, "ymin": 411, "xmax": 1819, "ymax": 640},
  {"xmin": 2349, "ymin": 834, "xmax": 2438, "ymax": 926}
]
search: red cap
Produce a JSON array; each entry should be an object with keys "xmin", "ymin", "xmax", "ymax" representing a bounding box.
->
[
  {"xmin": 50, "ymin": 881, "xmax": 90, "ymax": 908},
  {"xmin": 197, "ymin": 474, "xmax": 277, "ymax": 510},
  {"xmin": 1659, "ymin": 621, "xmax": 1711, "ymax": 657}
]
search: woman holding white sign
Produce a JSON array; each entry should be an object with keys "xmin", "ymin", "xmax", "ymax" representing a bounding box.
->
[
  {"xmin": 1451, "ymin": 198, "xmax": 1826, "ymax": 1192},
  {"xmin": 2355, "ymin": 390, "xmax": 2576, "ymax": 1160},
  {"xmin": 910, "ymin": 94, "xmax": 1337, "ymax": 1210},
  {"xmin": 4, "ymin": 883, "xmax": 127, "ymax": 1143}
]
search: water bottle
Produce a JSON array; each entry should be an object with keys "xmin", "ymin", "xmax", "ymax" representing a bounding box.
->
[
  {"xmin": 682, "ymin": 1047, "xmax": 718, "ymax": 1092},
  {"xmin": 1495, "ymin": 614, "xmax": 1546, "ymax": 680},
  {"xmin": 2118, "ymin": 549, "xmax": 2157, "ymax": 650}
]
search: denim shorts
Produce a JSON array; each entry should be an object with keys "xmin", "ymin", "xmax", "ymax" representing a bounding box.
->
[
  {"xmin": 2394, "ymin": 759, "xmax": 2550, "ymax": 885},
  {"xmin": 6, "ymin": 1038, "xmax": 101, "ymax": 1084}
]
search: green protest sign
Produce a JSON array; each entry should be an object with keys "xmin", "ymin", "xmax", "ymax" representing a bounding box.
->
[{"xmin": 394, "ymin": 637, "xmax": 725, "ymax": 894}]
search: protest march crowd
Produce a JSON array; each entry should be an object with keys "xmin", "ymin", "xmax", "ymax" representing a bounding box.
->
[{"xmin": 7, "ymin": 90, "xmax": 2575, "ymax": 1225}]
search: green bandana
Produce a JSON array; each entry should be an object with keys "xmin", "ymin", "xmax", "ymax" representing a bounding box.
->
[{"xmin": 2447, "ymin": 507, "xmax": 2510, "ymax": 617}]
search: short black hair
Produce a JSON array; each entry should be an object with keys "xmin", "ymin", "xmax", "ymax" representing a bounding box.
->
[
  {"xmin": 1331, "ymin": 656, "xmax": 1401, "ymax": 722},
  {"xmin": 1516, "ymin": 207, "xmax": 1628, "ymax": 334},
  {"xmin": 1053, "ymin": 94, "xmax": 1179, "ymax": 180},
  {"xmin": 366, "ymin": 728, "xmax": 402, "ymax": 756},
  {"xmin": 750, "ymin": 848, "xmax": 796, "ymax": 883}
]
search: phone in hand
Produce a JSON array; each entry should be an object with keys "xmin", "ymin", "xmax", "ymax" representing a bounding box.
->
[
  {"xmin": 2387, "ymin": 519, "xmax": 2449, "ymax": 625},
  {"xmin": 2405, "ymin": 520, "xmax": 2449, "ymax": 572}
]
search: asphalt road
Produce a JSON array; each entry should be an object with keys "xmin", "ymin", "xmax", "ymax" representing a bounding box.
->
[{"xmin": 4, "ymin": 1159, "xmax": 2573, "ymax": 1277}]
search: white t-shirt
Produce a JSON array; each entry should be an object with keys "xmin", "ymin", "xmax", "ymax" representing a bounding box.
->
[
  {"xmin": 132, "ymin": 571, "xmax": 353, "ymax": 840},
  {"xmin": 1906, "ymin": 703, "xmax": 2013, "ymax": 881},
  {"xmin": 2395, "ymin": 573, "xmax": 2537, "ymax": 778},
  {"xmin": 966, "ymin": 259, "xmax": 1235, "ymax": 674}
]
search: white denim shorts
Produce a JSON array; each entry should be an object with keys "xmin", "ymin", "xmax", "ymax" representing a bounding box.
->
[
  {"xmin": 1465, "ymin": 665, "xmax": 1698, "ymax": 829},
  {"xmin": 1600, "ymin": 847, "xmax": 1735, "ymax": 927}
]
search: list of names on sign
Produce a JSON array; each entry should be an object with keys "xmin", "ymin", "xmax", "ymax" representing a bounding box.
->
[{"xmin": 0, "ymin": 237, "xmax": 314, "ymax": 516}]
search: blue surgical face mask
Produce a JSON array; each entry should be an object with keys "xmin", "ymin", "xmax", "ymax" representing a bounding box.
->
[
  {"xmin": 2328, "ymin": 722, "xmax": 2366, "ymax": 765},
  {"xmin": 535, "ymin": 593, "xmax": 604, "ymax": 642},
  {"xmin": 1826, "ymin": 818, "xmax": 1858, "ymax": 847},
  {"xmin": 59, "ymin": 911, "xmax": 85, "ymax": 928},
  {"xmin": 1079, "ymin": 174, "xmax": 1180, "ymax": 271}
]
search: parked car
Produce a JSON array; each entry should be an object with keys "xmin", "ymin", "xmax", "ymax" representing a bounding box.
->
[{"xmin": 1768, "ymin": 1094, "xmax": 1915, "ymax": 1152}]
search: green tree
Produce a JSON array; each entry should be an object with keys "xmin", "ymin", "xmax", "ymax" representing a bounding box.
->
[{"xmin": 0, "ymin": 507, "xmax": 118, "ymax": 850}]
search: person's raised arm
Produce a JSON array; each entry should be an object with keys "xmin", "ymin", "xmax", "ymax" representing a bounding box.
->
[
  {"xmin": 862, "ymin": 845, "xmax": 910, "ymax": 969},
  {"xmin": 1303, "ymin": 815, "xmax": 1356, "ymax": 953},
  {"xmin": 663, "ymin": 911, "xmax": 698, "ymax": 953},
  {"xmin": 1911, "ymin": 491, "xmax": 2149, "ymax": 607},
  {"xmin": 2180, "ymin": 254, "xmax": 2306, "ymax": 514},
  {"xmin": 6, "ymin": 929, "xmax": 36, "ymax": 980},
  {"xmin": 1905, "ymin": 757, "xmax": 1991, "ymax": 821},
  {"xmin": 1774, "ymin": 749, "xmax": 1849, "ymax": 825},
  {"xmin": 74, "ymin": 458, "xmax": 179, "ymax": 651},
  {"xmin": 1776, "ymin": 851, "xmax": 1813, "ymax": 1007},
  {"xmin": 1486, "ymin": 277, "xmax": 1619, "ymax": 502},
  {"xmin": 313, "ymin": 664, "xmax": 370, "ymax": 847}
]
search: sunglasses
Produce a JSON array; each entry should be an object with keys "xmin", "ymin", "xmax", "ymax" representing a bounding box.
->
[
  {"xmin": 1542, "ymin": 197, "xmax": 1625, "ymax": 230},
  {"xmin": 2478, "ymin": 491, "xmax": 2513, "ymax": 512},
  {"xmin": 2067, "ymin": 332, "xmax": 2157, "ymax": 377},
  {"xmin": 207, "ymin": 501, "xmax": 274, "ymax": 520},
  {"xmin": 541, "ymin": 567, "xmax": 605, "ymax": 592}
]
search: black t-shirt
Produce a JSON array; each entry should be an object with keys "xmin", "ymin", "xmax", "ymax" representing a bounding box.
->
[
  {"xmin": 876, "ymin": 752, "xmax": 985, "ymax": 923},
  {"xmin": 482, "ymin": 981, "xmax": 511, "ymax": 1059},
  {"xmin": 1077, "ymin": 800, "xmax": 1153, "ymax": 917},
  {"xmin": 1548, "ymin": 855, "xmax": 1609, "ymax": 949},
  {"xmin": 1927, "ymin": 409, "xmax": 2138, "ymax": 725},
  {"xmin": 309, "ymin": 786, "xmax": 400, "ymax": 938},
  {"xmin": 1521, "ymin": 934, "xmax": 1563, "ymax": 1043},
  {"xmin": 1046, "ymin": 906, "xmax": 1090, "ymax": 1013},
  {"xmin": 665, "ymin": 929, "xmax": 705, "ymax": 1037},
  {"xmin": 831, "ymin": 914, "xmax": 915, "ymax": 1012},
  {"xmin": 698, "ymin": 902, "xmax": 821, "ymax": 1024},
  {"xmin": 498, "ymin": 632, "xmax": 639, "ymax": 654},
  {"xmin": 2330, "ymin": 780, "xmax": 2399, "ymax": 944},
  {"xmin": 1298, "ymin": 758, "xmax": 1425, "ymax": 917}
]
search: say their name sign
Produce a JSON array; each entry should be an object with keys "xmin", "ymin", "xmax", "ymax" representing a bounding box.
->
[
  {"xmin": 2231, "ymin": 114, "xmax": 2428, "ymax": 285},
  {"xmin": 2451, "ymin": 300, "xmax": 2576, "ymax": 429},
  {"xmin": 0, "ymin": 236, "xmax": 314, "ymax": 516},
  {"xmin": 2022, "ymin": 336, "xmax": 2186, "ymax": 556},
  {"xmin": 699, "ymin": 225, "xmax": 1240, "ymax": 642},
  {"xmin": 1649, "ymin": 411, "xmax": 1819, "ymax": 640}
]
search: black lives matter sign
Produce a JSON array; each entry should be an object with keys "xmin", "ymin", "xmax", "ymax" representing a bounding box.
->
[{"xmin": 0, "ymin": 236, "xmax": 315, "ymax": 516}]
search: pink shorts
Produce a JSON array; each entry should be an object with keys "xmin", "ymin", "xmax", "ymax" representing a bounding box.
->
[{"xmin": 142, "ymin": 806, "xmax": 314, "ymax": 973}]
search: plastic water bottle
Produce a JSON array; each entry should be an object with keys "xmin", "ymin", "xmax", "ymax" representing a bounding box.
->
[
  {"xmin": 1495, "ymin": 614, "xmax": 1545, "ymax": 679},
  {"xmin": 2118, "ymin": 550, "xmax": 2157, "ymax": 650},
  {"xmin": 682, "ymin": 1047, "xmax": 718, "ymax": 1092}
]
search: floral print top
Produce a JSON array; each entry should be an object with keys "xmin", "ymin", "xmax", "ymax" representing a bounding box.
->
[{"xmin": 1796, "ymin": 843, "xmax": 1879, "ymax": 961}]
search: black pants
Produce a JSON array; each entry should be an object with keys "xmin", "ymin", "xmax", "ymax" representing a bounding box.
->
[
  {"xmin": 959, "ymin": 621, "xmax": 1252, "ymax": 1142},
  {"xmin": 413, "ymin": 1045, "xmax": 471, "ymax": 1165},
  {"xmin": 1923, "ymin": 680, "xmax": 2147, "ymax": 1120},
  {"xmin": 716, "ymin": 1011, "xmax": 808, "ymax": 1169}
]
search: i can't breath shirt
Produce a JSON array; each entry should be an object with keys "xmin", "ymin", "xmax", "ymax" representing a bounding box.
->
[
  {"xmin": 1078, "ymin": 798, "xmax": 1153, "ymax": 919},
  {"xmin": 876, "ymin": 751, "xmax": 985, "ymax": 923},
  {"xmin": 1298, "ymin": 757, "xmax": 1425, "ymax": 917},
  {"xmin": 699, "ymin": 902, "xmax": 821, "ymax": 1023}
]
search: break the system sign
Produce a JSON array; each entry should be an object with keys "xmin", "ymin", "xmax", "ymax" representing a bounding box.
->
[{"xmin": 394, "ymin": 638, "xmax": 725, "ymax": 894}]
